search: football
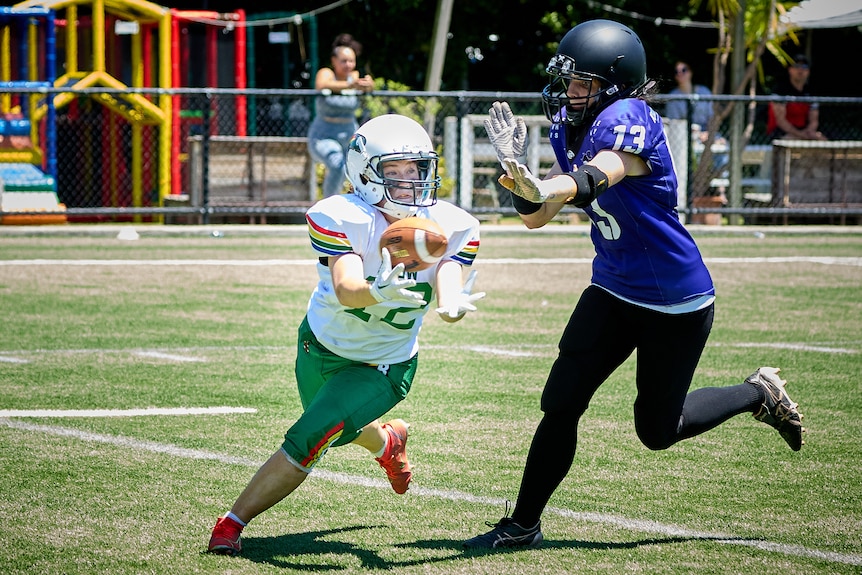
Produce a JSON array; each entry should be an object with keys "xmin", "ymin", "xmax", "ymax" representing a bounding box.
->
[{"xmin": 379, "ymin": 217, "xmax": 448, "ymax": 272}]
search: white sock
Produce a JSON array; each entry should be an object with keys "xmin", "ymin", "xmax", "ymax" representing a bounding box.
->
[
  {"xmin": 225, "ymin": 511, "xmax": 247, "ymax": 527},
  {"xmin": 373, "ymin": 433, "xmax": 389, "ymax": 458}
]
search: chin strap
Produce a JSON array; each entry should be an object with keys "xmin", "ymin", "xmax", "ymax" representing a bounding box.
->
[{"xmin": 376, "ymin": 200, "xmax": 416, "ymax": 221}]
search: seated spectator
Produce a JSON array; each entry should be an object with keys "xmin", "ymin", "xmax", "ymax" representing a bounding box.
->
[
  {"xmin": 665, "ymin": 61, "xmax": 728, "ymax": 173},
  {"xmin": 767, "ymin": 54, "xmax": 827, "ymax": 141}
]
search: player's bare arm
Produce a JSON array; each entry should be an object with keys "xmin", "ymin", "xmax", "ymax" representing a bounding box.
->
[
  {"xmin": 508, "ymin": 150, "xmax": 648, "ymax": 228},
  {"xmin": 330, "ymin": 253, "xmax": 380, "ymax": 309}
]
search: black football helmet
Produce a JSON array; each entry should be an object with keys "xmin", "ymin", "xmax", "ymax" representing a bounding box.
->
[{"xmin": 542, "ymin": 19, "xmax": 648, "ymax": 126}]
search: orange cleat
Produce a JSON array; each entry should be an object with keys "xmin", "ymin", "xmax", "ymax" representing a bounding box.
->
[{"xmin": 375, "ymin": 419, "xmax": 412, "ymax": 494}]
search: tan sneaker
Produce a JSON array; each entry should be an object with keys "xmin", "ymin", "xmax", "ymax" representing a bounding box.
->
[{"xmin": 747, "ymin": 367, "xmax": 805, "ymax": 451}]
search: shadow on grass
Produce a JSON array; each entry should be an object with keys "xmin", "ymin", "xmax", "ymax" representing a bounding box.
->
[
  {"xmin": 238, "ymin": 524, "xmax": 744, "ymax": 569},
  {"xmin": 449, "ymin": 534, "xmax": 748, "ymax": 554},
  {"xmin": 240, "ymin": 525, "xmax": 462, "ymax": 570}
]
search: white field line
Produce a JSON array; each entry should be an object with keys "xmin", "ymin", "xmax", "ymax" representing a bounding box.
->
[
  {"xmin": 462, "ymin": 345, "xmax": 539, "ymax": 357},
  {"xmin": 1, "ymin": 341, "xmax": 857, "ymax": 361},
  {"xmin": 134, "ymin": 350, "xmax": 204, "ymax": 362},
  {"xmin": 0, "ymin": 345, "xmax": 285, "ymax": 356},
  {"xmin": 482, "ymin": 257, "xmax": 862, "ymax": 266},
  {"xmin": 0, "ymin": 417, "xmax": 859, "ymax": 567},
  {"xmin": 704, "ymin": 256, "xmax": 862, "ymax": 266},
  {"xmin": 0, "ymin": 406, "xmax": 257, "ymax": 418},
  {"xmin": 714, "ymin": 342, "xmax": 858, "ymax": 354},
  {"xmin": 1, "ymin": 256, "xmax": 861, "ymax": 266},
  {"xmin": 0, "ymin": 259, "xmax": 320, "ymax": 266},
  {"xmin": 0, "ymin": 346, "xmax": 282, "ymax": 365}
]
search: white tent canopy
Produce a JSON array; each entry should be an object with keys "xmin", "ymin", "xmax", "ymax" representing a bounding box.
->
[{"xmin": 781, "ymin": 0, "xmax": 862, "ymax": 29}]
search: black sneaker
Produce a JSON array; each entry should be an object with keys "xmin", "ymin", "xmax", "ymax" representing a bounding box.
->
[
  {"xmin": 462, "ymin": 517, "xmax": 543, "ymax": 549},
  {"xmin": 747, "ymin": 366, "xmax": 805, "ymax": 451}
]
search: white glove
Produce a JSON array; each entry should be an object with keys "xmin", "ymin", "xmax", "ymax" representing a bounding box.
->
[
  {"xmin": 501, "ymin": 159, "xmax": 550, "ymax": 203},
  {"xmin": 369, "ymin": 248, "xmax": 426, "ymax": 307},
  {"xmin": 436, "ymin": 269, "xmax": 486, "ymax": 319},
  {"xmin": 484, "ymin": 101, "xmax": 528, "ymax": 167}
]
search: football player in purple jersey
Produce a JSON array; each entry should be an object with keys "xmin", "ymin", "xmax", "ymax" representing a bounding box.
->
[{"xmin": 464, "ymin": 19, "xmax": 805, "ymax": 550}]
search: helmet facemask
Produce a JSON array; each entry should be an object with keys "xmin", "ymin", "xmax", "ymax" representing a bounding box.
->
[
  {"xmin": 372, "ymin": 153, "xmax": 439, "ymax": 211},
  {"xmin": 347, "ymin": 131, "xmax": 439, "ymax": 220},
  {"xmin": 542, "ymin": 54, "xmax": 619, "ymax": 126}
]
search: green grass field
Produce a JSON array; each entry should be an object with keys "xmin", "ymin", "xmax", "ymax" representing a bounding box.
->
[{"xmin": 1, "ymin": 224, "xmax": 860, "ymax": 574}]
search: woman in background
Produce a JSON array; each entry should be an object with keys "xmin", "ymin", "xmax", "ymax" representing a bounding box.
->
[{"xmin": 307, "ymin": 34, "xmax": 375, "ymax": 197}]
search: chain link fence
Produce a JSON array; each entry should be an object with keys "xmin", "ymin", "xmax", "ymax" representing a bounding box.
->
[{"xmin": 2, "ymin": 87, "xmax": 861, "ymax": 225}]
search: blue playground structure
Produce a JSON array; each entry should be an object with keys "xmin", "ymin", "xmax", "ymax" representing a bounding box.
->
[{"xmin": 0, "ymin": 6, "xmax": 62, "ymax": 223}]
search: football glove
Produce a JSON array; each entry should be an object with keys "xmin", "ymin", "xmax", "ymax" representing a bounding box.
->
[
  {"xmin": 369, "ymin": 248, "xmax": 426, "ymax": 307},
  {"xmin": 484, "ymin": 101, "xmax": 528, "ymax": 168},
  {"xmin": 436, "ymin": 269, "xmax": 486, "ymax": 319},
  {"xmin": 500, "ymin": 159, "xmax": 549, "ymax": 203}
]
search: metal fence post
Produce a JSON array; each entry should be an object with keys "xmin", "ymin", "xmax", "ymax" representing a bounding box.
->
[{"xmin": 201, "ymin": 92, "xmax": 212, "ymax": 225}]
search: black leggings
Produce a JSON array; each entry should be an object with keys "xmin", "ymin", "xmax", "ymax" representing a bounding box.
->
[{"xmin": 511, "ymin": 286, "xmax": 761, "ymax": 527}]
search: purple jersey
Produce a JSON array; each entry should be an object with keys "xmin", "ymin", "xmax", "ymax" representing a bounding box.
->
[{"xmin": 550, "ymin": 98, "xmax": 715, "ymax": 306}]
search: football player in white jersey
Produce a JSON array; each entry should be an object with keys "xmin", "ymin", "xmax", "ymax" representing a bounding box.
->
[{"xmin": 209, "ymin": 114, "xmax": 483, "ymax": 556}]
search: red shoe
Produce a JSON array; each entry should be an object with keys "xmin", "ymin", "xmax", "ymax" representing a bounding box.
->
[
  {"xmin": 208, "ymin": 516, "xmax": 243, "ymax": 555},
  {"xmin": 375, "ymin": 419, "xmax": 412, "ymax": 494}
]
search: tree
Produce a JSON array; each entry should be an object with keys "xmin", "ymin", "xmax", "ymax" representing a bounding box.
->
[{"xmin": 685, "ymin": 0, "xmax": 804, "ymax": 199}]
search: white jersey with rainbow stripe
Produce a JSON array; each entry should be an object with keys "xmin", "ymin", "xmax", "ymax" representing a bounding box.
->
[{"xmin": 305, "ymin": 193, "xmax": 480, "ymax": 364}]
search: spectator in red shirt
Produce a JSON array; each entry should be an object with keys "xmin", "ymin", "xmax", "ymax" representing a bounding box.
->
[{"xmin": 767, "ymin": 54, "xmax": 827, "ymax": 140}]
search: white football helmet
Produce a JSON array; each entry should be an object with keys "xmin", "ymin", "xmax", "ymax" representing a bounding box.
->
[{"xmin": 346, "ymin": 114, "xmax": 440, "ymax": 220}]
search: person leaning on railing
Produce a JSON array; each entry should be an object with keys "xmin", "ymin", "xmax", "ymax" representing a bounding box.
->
[{"xmin": 307, "ymin": 33, "xmax": 375, "ymax": 197}]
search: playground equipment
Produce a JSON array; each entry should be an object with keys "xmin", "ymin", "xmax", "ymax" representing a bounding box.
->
[
  {"xmin": 10, "ymin": 0, "xmax": 172, "ymax": 219},
  {"xmin": 0, "ymin": 6, "xmax": 56, "ymax": 175},
  {"xmin": 0, "ymin": 162, "xmax": 66, "ymax": 224},
  {"xmin": 170, "ymin": 9, "xmax": 246, "ymax": 195},
  {"xmin": 2, "ymin": 2, "xmax": 314, "ymax": 222},
  {"xmin": 0, "ymin": 6, "xmax": 63, "ymax": 223}
]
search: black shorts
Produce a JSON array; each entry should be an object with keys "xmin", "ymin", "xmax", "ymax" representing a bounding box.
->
[{"xmin": 541, "ymin": 285, "xmax": 714, "ymax": 424}]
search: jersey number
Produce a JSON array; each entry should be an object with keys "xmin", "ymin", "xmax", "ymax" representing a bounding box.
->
[
  {"xmin": 611, "ymin": 124, "xmax": 645, "ymax": 154},
  {"xmin": 591, "ymin": 202, "xmax": 621, "ymax": 240},
  {"xmin": 588, "ymin": 123, "xmax": 643, "ymax": 240},
  {"xmin": 346, "ymin": 283, "xmax": 432, "ymax": 329}
]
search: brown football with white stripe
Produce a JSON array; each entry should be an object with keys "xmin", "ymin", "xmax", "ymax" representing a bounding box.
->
[{"xmin": 380, "ymin": 217, "xmax": 448, "ymax": 272}]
